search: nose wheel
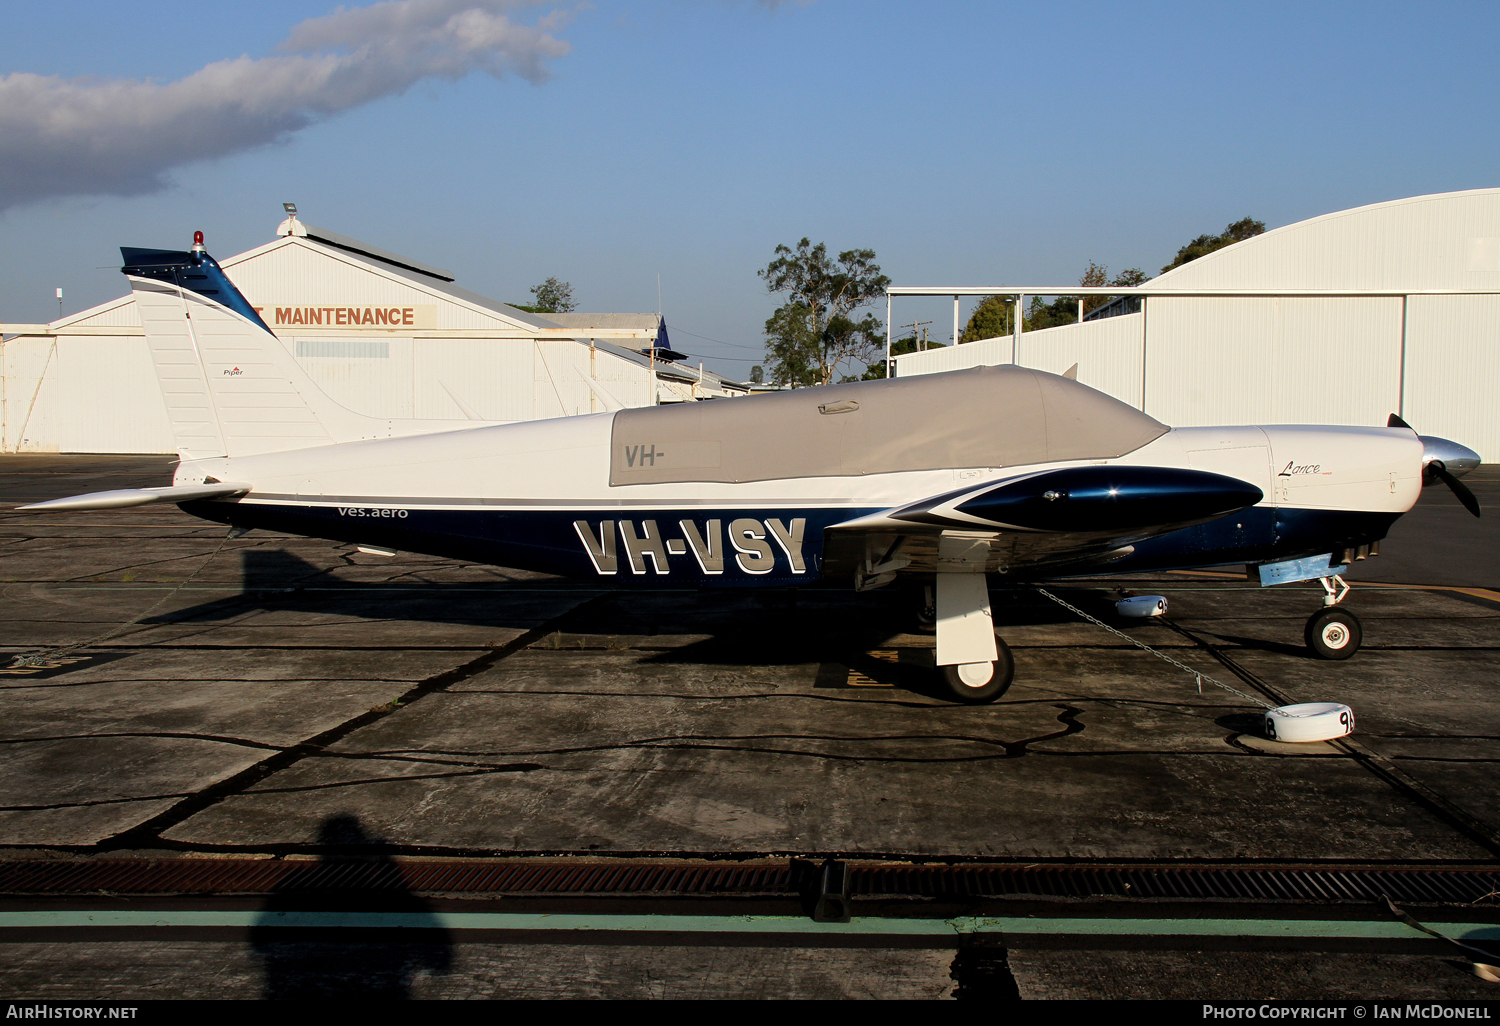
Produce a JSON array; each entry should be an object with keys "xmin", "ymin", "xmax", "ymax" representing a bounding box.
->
[{"xmin": 1305, "ymin": 606, "xmax": 1362, "ymax": 660}]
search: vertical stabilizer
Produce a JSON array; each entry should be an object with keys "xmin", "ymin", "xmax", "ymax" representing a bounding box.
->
[
  {"xmin": 123, "ymin": 238, "xmax": 499, "ymax": 459},
  {"xmin": 128, "ymin": 258, "xmax": 228, "ymax": 461}
]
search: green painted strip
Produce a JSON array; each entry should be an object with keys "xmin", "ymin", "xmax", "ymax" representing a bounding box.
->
[{"xmin": 0, "ymin": 910, "xmax": 1495, "ymax": 942}]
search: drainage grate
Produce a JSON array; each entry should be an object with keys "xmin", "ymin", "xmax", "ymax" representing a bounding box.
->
[
  {"xmin": 852, "ymin": 865, "xmax": 1500, "ymax": 905},
  {"xmin": 0, "ymin": 860, "xmax": 1496, "ymax": 905},
  {"xmin": 0, "ymin": 860, "xmax": 795, "ymax": 898}
]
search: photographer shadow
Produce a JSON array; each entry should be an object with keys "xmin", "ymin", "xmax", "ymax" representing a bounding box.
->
[{"xmin": 250, "ymin": 813, "xmax": 453, "ymax": 1000}]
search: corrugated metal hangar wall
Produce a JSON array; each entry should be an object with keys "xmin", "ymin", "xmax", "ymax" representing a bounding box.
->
[
  {"xmin": 1, "ymin": 222, "xmax": 743, "ymax": 454},
  {"xmin": 895, "ymin": 189, "xmax": 1500, "ymax": 461}
]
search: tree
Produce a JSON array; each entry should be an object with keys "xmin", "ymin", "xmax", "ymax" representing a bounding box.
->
[
  {"xmin": 762, "ymin": 302, "xmax": 817, "ymax": 387},
  {"xmin": 959, "ymin": 261, "xmax": 1152, "ymax": 339},
  {"xmin": 1160, "ymin": 217, "xmax": 1265, "ymax": 274},
  {"xmin": 1024, "ymin": 295, "xmax": 1078, "ymax": 332},
  {"xmin": 531, "ymin": 276, "xmax": 576, "ymax": 312},
  {"xmin": 750, "ymin": 365, "xmax": 764, "ymax": 384},
  {"xmin": 759, "ymin": 238, "xmax": 890, "ymax": 386},
  {"xmin": 1077, "ymin": 260, "xmax": 1150, "ymax": 316},
  {"xmin": 960, "ymin": 295, "xmax": 1014, "ymax": 342},
  {"xmin": 857, "ymin": 330, "xmax": 942, "ymax": 379},
  {"xmin": 508, "ymin": 276, "xmax": 577, "ymax": 313},
  {"xmin": 893, "ymin": 329, "xmax": 944, "ymax": 355}
]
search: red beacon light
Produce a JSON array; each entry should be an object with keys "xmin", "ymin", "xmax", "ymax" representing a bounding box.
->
[{"xmin": 191, "ymin": 230, "xmax": 204, "ymax": 253}]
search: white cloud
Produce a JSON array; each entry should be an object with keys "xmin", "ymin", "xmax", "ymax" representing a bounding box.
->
[{"xmin": 0, "ymin": 0, "xmax": 570, "ymax": 212}]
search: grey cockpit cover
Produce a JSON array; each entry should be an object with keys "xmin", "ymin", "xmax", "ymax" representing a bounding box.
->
[{"xmin": 609, "ymin": 365, "xmax": 1168, "ymax": 485}]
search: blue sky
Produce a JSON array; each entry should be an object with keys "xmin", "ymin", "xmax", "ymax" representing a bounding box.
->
[{"xmin": 2, "ymin": 1, "xmax": 1497, "ymax": 377}]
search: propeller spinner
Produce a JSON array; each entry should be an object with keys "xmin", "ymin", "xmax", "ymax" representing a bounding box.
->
[{"xmin": 1388, "ymin": 414, "xmax": 1482, "ymax": 517}]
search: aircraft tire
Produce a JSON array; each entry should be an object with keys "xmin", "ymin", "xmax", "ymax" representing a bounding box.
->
[
  {"xmin": 939, "ymin": 638, "xmax": 1015, "ymax": 704},
  {"xmin": 1305, "ymin": 608, "xmax": 1362, "ymax": 660},
  {"xmin": 916, "ymin": 585, "xmax": 936, "ymax": 626}
]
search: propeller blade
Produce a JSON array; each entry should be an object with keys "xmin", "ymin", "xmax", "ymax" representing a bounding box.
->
[
  {"xmin": 1387, "ymin": 414, "xmax": 1480, "ymax": 515},
  {"xmin": 1432, "ymin": 463, "xmax": 1482, "ymax": 517}
]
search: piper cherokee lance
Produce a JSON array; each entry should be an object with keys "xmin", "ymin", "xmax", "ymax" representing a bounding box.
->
[{"xmin": 22, "ymin": 235, "xmax": 1483, "ymax": 703}]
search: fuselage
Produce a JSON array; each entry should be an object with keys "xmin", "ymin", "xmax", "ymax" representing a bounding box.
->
[
  {"xmin": 174, "ymin": 412, "xmax": 1424, "ymax": 587},
  {"xmin": 91, "ymin": 242, "xmax": 1448, "ymax": 596}
]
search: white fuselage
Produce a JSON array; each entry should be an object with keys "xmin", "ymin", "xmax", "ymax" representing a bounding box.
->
[{"xmin": 174, "ymin": 414, "xmax": 1424, "ymax": 520}]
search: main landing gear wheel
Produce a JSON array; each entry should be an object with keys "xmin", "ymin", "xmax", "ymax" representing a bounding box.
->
[
  {"xmin": 917, "ymin": 585, "xmax": 936, "ymax": 626},
  {"xmin": 1305, "ymin": 607, "xmax": 1362, "ymax": 660},
  {"xmin": 940, "ymin": 637, "xmax": 1015, "ymax": 704}
]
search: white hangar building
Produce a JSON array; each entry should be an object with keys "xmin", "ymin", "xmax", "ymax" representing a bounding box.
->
[
  {"xmin": 1, "ymin": 218, "xmax": 746, "ymax": 454},
  {"xmin": 892, "ymin": 188, "xmax": 1500, "ymax": 460}
]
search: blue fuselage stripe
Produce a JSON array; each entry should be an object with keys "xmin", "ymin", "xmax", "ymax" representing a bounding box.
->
[{"xmin": 180, "ymin": 500, "xmax": 1400, "ymax": 587}]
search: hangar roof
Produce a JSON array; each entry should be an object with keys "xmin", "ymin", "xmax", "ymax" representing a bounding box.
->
[
  {"xmin": 320, "ymin": 244, "xmax": 565, "ymax": 331},
  {"xmin": 543, "ymin": 313, "xmax": 663, "ymax": 332},
  {"xmin": 28, "ymin": 232, "xmax": 543, "ymax": 334},
  {"xmin": 590, "ymin": 339, "xmax": 746, "ymax": 390},
  {"xmin": 276, "ymin": 218, "xmax": 455, "ymax": 281},
  {"xmin": 1148, "ymin": 188, "xmax": 1500, "ymax": 292}
]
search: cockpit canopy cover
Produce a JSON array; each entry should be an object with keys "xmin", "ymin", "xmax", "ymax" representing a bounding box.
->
[{"xmin": 610, "ymin": 365, "xmax": 1168, "ymax": 485}]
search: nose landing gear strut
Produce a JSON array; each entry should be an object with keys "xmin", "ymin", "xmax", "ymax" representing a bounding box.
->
[
  {"xmin": 1305, "ymin": 574, "xmax": 1361, "ymax": 660},
  {"xmin": 1252, "ymin": 555, "xmax": 1365, "ymax": 661}
]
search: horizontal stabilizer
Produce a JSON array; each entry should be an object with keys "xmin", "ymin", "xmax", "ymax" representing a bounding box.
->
[{"xmin": 19, "ymin": 483, "xmax": 250, "ymax": 512}]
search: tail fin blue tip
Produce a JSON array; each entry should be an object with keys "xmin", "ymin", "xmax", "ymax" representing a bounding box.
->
[{"xmin": 120, "ymin": 246, "xmax": 273, "ymax": 335}]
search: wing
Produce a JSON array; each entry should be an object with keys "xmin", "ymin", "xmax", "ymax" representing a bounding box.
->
[{"xmin": 821, "ymin": 465, "xmax": 1263, "ymax": 588}]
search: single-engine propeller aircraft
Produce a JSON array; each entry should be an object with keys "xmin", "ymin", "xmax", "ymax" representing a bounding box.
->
[{"xmin": 22, "ymin": 235, "xmax": 1484, "ymax": 703}]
